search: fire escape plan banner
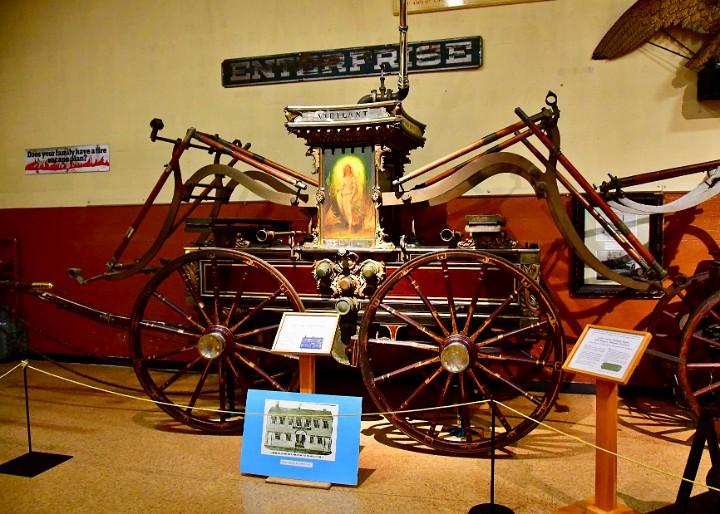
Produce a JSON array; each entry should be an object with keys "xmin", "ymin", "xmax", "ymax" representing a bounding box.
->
[{"xmin": 25, "ymin": 144, "xmax": 110, "ymax": 174}]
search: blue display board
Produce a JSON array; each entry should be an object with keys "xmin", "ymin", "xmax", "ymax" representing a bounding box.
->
[{"xmin": 240, "ymin": 389, "xmax": 362, "ymax": 486}]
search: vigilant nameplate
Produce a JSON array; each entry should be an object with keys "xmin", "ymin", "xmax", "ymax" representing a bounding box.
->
[{"xmin": 222, "ymin": 36, "xmax": 481, "ymax": 88}]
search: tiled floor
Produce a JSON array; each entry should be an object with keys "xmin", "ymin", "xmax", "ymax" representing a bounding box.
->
[{"xmin": 0, "ymin": 360, "xmax": 717, "ymax": 513}]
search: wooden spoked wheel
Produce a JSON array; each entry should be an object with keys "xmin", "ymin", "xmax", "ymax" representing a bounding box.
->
[
  {"xmin": 357, "ymin": 250, "xmax": 564, "ymax": 454},
  {"xmin": 130, "ymin": 249, "xmax": 303, "ymax": 433},
  {"xmin": 676, "ymin": 288, "xmax": 720, "ymax": 416},
  {"xmin": 645, "ymin": 272, "xmax": 710, "ymax": 397}
]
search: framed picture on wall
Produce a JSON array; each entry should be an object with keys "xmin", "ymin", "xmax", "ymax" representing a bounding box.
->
[{"xmin": 570, "ymin": 193, "xmax": 664, "ymax": 298}]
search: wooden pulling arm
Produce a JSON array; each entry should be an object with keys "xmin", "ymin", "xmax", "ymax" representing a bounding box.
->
[
  {"xmin": 515, "ymin": 106, "xmax": 668, "ymax": 281},
  {"xmin": 421, "ymin": 129, "xmax": 534, "ymax": 188},
  {"xmin": 393, "ymin": 111, "xmax": 549, "ymax": 187},
  {"xmin": 522, "ymin": 137, "xmax": 662, "ymax": 282},
  {"xmin": 599, "ymin": 158, "xmax": 720, "ymax": 194},
  {"xmin": 192, "ymin": 131, "xmax": 318, "ymax": 190},
  {"xmin": 107, "ymin": 127, "xmax": 196, "ymax": 271}
]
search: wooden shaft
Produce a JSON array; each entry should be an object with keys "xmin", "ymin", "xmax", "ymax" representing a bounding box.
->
[
  {"xmin": 108, "ymin": 128, "xmax": 195, "ymax": 267},
  {"xmin": 422, "ymin": 129, "xmax": 532, "ymax": 187},
  {"xmin": 516, "ymin": 107, "xmax": 665, "ymax": 278},
  {"xmin": 194, "ymin": 132, "xmax": 318, "ymax": 188},
  {"xmin": 521, "ymin": 138, "xmax": 654, "ymax": 272},
  {"xmin": 394, "ymin": 113, "xmax": 546, "ymax": 187},
  {"xmin": 605, "ymin": 158, "xmax": 720, "ymax": 190}
]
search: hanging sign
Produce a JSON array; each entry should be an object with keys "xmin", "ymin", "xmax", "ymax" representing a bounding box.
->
[
  {"xmin": 25, "ymin": 144, "xmax": 110, "ymax": 174},
  {"xmin": 222, "ymin": 36, "xmax": 482, "ymax": 88},
  {"xmin": 394, "ymin": 0, "xmax": 554, "ymax": 15}
]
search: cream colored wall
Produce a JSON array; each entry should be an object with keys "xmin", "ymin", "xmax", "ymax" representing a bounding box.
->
[{"xmin": 1, "ymin": 0, "xmax": 718, "ymax": 209}]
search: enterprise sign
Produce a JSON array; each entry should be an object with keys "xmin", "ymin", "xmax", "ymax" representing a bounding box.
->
[{"xmin": 222, "ymin": 36, "xmax": 482, "ymax": 88}]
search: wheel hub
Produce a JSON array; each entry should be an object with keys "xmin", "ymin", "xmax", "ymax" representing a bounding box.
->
[
  {"xmin": 197, "ymin": 325, "xmax": 233, "ymax": 359},
  {"xmin": 440, "ymin": 334, "xmax": 476, "ymax": 373}
]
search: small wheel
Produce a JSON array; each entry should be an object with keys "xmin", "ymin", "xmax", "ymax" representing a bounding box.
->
[
  {"xmin": 130, "ymin": 248, "xmax": 303, "ymax": 432},
  {"xmin": 358, "ymin": 250, "xmax": 564, "ymax": 454},
  {"xmin": 676, "ymin": 288, "xmax": 720, "ymax": 416}
]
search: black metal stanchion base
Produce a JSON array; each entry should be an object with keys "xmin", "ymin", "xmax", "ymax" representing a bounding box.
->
[
  {"xmin": 0, "ymin": 361, "xmax": 73, "ymax": 477},
  {"xmin": 468, "ymin": 401, "xmax": 515, "ymax": 514},
  {"xmin": 468, "ymin": 503, "xmax": 515, "ymax": 514},
  {"xmin": 0, "ymin": 451, "xmax": 72, "ymax": 477}
]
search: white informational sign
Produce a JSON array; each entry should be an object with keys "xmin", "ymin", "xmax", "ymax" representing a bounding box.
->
[
  {"xmin": 562, "ymin": 325, "xmax": 652, "ymax": 384},
  {"xmin": 25, "ymin": 144, "xmax": 110, "ymax": 174},
  {"xmin": 271, "ymin": 312, "xmax": 340, "ymax": 356}
]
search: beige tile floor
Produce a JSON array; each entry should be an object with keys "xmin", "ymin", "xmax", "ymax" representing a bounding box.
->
[{"xmin": 0, "ymin": 360, "xmax": 717, "ymax": 514}]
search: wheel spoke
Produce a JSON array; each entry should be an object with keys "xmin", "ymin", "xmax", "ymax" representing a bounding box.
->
[
  {"xmin": 428, "ymin": 374, "xmax": 455, "ymax": 438},
  {"xmin": 470, "ymin": 289, "xmax": 518, "ymax": 342},
  {"xmin": 186, "ymin": 360, "xmax": 213, "ymax": 414},
  {"xmin": 462, "ymin": 265, "xmax": 487, "ymax": 335},
  {"xmin": 143, "ymin": 344, "xmax": 198, "ymax": 362},
  {"xmin": 405, "ymin": 272, "xmax": 449, "ymax": 337},
  {"xmin": 688, "ymin": 331, "xmax": 720, "ymax": 351},
  {"xmin": 156, "ymin": 356, "xmax": 205, "ymax": 393},
  {"xmin": 209, "ymin": 255, "xmax": 222, "ymax": 324},
  {"xmin": 440, "ymin": 259, "xmax": 459, "ymax": 333},
  {"xmin": 366, "ymin": 337, "xmax": 439, "ymax": 352},
  {"xmin": 138, "ymin": 319, "xmax": 203, "ymax": 340},
  {"xmin": 396, "ymin": 366, "xmax": 445, "ymax": 411},
  {"xmin": 473, "ymin": 361, "xmax": 542, "ymax": 406},
  {"xmin": 223, "ymin": 265, "xmax": 250, "ymax": 326},
  {"xmin": 476, "ymin": 319, "xmax": 549, "ymax": 349},
  {"xmin": 458, "ymin": 373, "xmax": 471, "ymax": 442},
  {"xmin": 692, "ymin": 379, "xmax": 720, "ymax": 398},
  {"xmin": 175, "ymin": 263, "xmax": 213, "ymax": 328},
  {"xmin": 228, "ymin": 288, "xmax": 284, "ymax": 332},
  {"xmin": 379, "ymin": 303, "xmax": 444, "ymax": 344},
  {"xmin": 373, "ymin": 356, "xmax": 442, "ymax": 383},
  {"xmin": 218, "ymin": 359, "xmax": 227, "ymax": 422},
  {"xmin": 233, "ymin": 323, "xmax": 281, "ymax": 340},
  {"xmin": 233, "ymin": 351, "xmax": 288, "ymax": 391},
  {"xmin": 151, "ymin": 290, "xmax": 206, "ymax": 332},
  {"xmin": 467, "ymin": 368, "xmax": 514, "ymax": 432}
]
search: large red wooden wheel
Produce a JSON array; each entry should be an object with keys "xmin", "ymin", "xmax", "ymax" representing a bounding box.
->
[
  {"xmin": 645, "ymin": 271, "xmax": 711, "ymax": 400},
  {"xmin": 676, "ymin": 288, "xmax": 720, "ymax": 416},
  {"xmin": 357, "ymin": 250, "xmax": 564, "ymax": 454},
  {"xmin": 130, "ymin": 248, "xmax": 303, "ymax": 432}
]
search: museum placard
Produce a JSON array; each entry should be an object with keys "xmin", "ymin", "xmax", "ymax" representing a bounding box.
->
[{"xmin": 562, "ymin": 325, "xmax": 652, "ymax": 385}]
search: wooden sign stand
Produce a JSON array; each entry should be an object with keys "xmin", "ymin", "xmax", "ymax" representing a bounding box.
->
[
  {"xmin": 299, "ymin": 355, "xmax": 316, "ymax": 394},
  {"xmin": 265, "ymin": 313, "xmax": 340, "ymax": 490},
  {"xmin": 555, "ymin": 325, "xmax": 651, "ymax": 514}
]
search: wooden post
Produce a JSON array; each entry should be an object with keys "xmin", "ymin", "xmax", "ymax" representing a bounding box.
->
[
  {"xmin": 299, "ymin": 355, "xmax": 315, "ymax": 394},
  {"xmin": 587, "ymin": 380, "xmax": 627, "ymax": 514},
  {"xmin": 555, "ymin": 379, "xmax": 637, "ymax": 514}
]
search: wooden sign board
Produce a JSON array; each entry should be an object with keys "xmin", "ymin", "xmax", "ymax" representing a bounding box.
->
[{"xmin": 562, "ymin": 325, "xmax": 651, "ymax": 385}]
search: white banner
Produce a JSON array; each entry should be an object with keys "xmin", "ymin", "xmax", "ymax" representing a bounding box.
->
[{"xmin": 25, "ymin": 144, "xmax": 110, "ymax": 174}]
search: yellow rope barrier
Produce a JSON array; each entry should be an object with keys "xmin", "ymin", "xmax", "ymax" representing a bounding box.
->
[{"xmin": 1, "ymin": 361, "xmax": 717, "ymax": 495}]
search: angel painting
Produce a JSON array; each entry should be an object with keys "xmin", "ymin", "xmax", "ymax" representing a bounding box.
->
[{"xmin": 322, "ymin": 152, "xmax": 375, "ymax": 240}]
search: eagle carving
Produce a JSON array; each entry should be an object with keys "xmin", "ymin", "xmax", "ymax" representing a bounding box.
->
[{"xmin": 592, "ymin": 0, "xmax": 720, "ymax": 71}]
